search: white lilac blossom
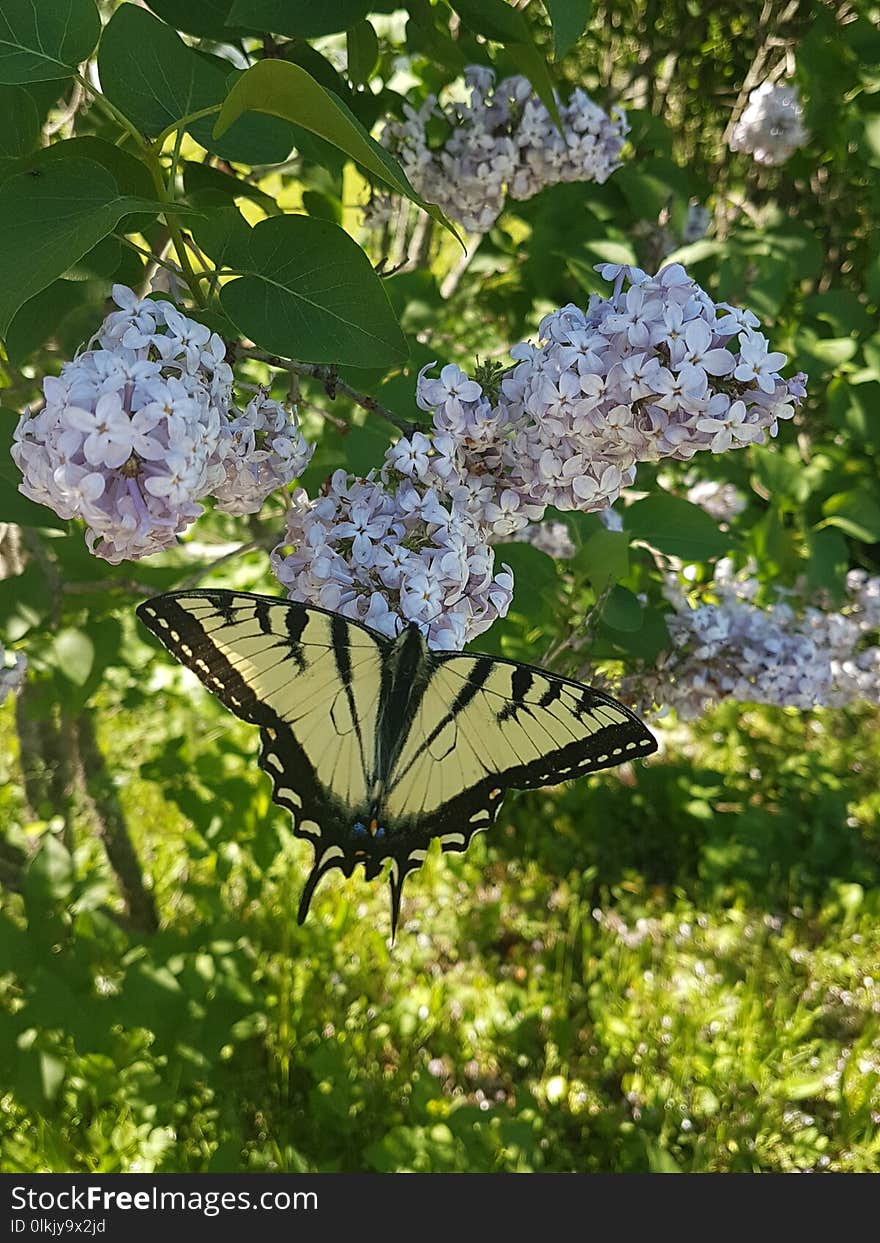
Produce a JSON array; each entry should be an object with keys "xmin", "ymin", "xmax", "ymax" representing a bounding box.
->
[
  {"xmin": 623, "ymin": 564, "xmax": 880, "ymax": 719},
  {"xmin": 11, "ymin": 288, "xmax": 314, "ymax": 560},
  {"xmin": 0, "ymin": 643, "xmax": 26, "ymax": 704},
  {"xmin": 212, "ymin": 392, "xmax": 314, "ymax": 517},
  {"xmin": 513, "ymin": 520, "xmax": 576, "ymax": 560},
  {"xmin": 271, "ymin": 468, "xmax": 514, "ymax": 652},
  {"xmin": 729, "ymin": 81, "xmax": 808, "ymax": 167},
  {"xmin": 685, "ymin": 479, "xmax": 747, "ymax": 523},
  {"xmin": 415, "ymin": 263, "xmax": 806, "ymax": 523},
  {"xmin": 368, "ymin": 67, "xmax": 627, "ymax": 233}
]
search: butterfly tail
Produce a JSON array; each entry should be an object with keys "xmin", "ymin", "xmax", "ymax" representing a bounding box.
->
[
  {"xmin": 388, "ymin": 861, "xmax": 409, "ymax": 945},
  {"xmin": 297, "ymin": 852, "xmax": 341, "ymax": 925}
]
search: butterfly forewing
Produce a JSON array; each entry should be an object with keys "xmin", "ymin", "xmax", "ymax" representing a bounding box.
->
[{"xmin": 136, "ymin": 589, "xmax": 388, "ymax": 827}]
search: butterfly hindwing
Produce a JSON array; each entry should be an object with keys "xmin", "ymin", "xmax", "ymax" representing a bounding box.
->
[{"xmin": 384, "ymin": 653, "xmax": 657, "ymax": 859}]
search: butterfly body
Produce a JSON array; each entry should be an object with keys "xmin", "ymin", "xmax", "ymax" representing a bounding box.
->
[{"xmin": 137, "ymin": 589, "xmax": 657, "ymax": 936}]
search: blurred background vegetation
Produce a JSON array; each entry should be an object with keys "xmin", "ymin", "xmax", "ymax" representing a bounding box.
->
[{"xmin": 1, "ymin": 0, "xmax": 879, "ymax": 1172}]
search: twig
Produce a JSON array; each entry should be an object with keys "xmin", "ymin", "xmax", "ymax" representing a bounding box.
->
[
  {"xmin": 77, "ymin": 711, "xmax": 159, "ymax": 934},
  {"xmin": 178, "ymin": 537, "xmax": 273, "ymax": 588},
  {"xmin": 440, "ymin": 236, "xmax": 481, "ymax": 299},
  {"xmin": 43, "ymin": 79, "xmax": 84, "ymax": 138},
  {"xmin": 14, "ymin": 686, "xmax": 76, "ymax": 849},
  {"xmin": 234, "ymin": 347, "xmax": 412, "ymax": 434}
]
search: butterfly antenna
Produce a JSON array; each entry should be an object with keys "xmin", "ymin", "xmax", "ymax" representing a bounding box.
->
[
  {"xmin": 388, "ymin": 864, "xmax": 407, "ymax": 945},
  {"xmin": 297, "ymin": 855, "xmax": 337, "ymax": 925}
]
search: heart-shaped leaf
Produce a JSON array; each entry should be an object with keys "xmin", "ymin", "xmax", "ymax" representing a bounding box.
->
[{"xmin": 219, "ymin": 214, "xmax": 408, "ymax": 369}]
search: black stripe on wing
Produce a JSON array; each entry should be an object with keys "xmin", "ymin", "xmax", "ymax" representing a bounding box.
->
[{"xmin": 436, "ymin": 651, "xmax": 657, "ymax": 791}]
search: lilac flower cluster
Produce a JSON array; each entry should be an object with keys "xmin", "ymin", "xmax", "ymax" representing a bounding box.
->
[
  {"xmin": 371, "ymin": 66, "xmax": 628, "ymax": 233},
  {"xmin": 275, "ymin": 264, "xmax": 803, "ymax": 650},
  {"xmin": 272, "ymin": 470, "xmax": 513, "ymax": 651},
  {"xmin": 624, "ymin": 564, "xmax": 880, "ymax": 718},
  {"xmin": 729, "ymin": 81, "xmax": 808, "ymax": 167},
  {"xmin": 408, "ymin": 263, "xmax": 805, "ymax": 525},
  {"xmin": 0, "ymin": 642, "xmax": 26, "ymax": 705},
  {"xmin": 11, "ymin": 288, "xmax": 312, "ymax": 561}
]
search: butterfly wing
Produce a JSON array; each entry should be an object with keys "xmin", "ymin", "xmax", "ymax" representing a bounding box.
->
[
  {"xmin": 381, "ymin": 652, "xmax": 657, "ymax": 914},
  {"xmin": 136, "ymin": 589, "xmax": 390, "ymax": 917}
]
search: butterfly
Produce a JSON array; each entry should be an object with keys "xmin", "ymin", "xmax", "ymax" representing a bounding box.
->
[{"xmin": 137, "ymin": 589, "xmax": 657, "ymax": 938}]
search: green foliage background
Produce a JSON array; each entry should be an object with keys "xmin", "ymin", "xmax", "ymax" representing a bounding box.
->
[{"xmin": 0, "ymin": 0, "xmax": 878, "ymax": 1173}]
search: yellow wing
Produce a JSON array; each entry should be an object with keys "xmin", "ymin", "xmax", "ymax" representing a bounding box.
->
[{"xmin": 137, "ymin": 589, "xmax": 387, "ymax": 817}]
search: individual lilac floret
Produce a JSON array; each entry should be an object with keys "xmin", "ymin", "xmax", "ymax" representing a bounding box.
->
[
  {"xmin": 212, "ymin": 393, "xmax": 314, "ymax": 517},
  {"xmin": 0, "ymin": 643, "xmax": 26, "ymax": 705},
  {"xmin": 622, "ymin": 563, "xmax": 880, "ymax": 718},
  {"xmin": 271, "ymin": 468, "xmax": 513, "ymax": 652},
  {"xmin": 729, "ymin": 81, "xmax": 808, "ymax": 167},
  {"xmin": 12, "ymin": 288, "xmax": 231, "ymax": 563},
  {"xmin": 367, "ymin": 67, "xmax": 628, "ymax": 233}
]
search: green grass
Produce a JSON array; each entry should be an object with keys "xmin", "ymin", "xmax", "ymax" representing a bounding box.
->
[{"xmin": 1, "ymin": 691, "xmax": 878, "ymax": 1173}]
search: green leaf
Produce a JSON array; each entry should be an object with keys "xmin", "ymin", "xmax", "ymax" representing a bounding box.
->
[
  {"xmin": 189, "ymin": 204, "xmax": 253, "ymax": 270},
  {"xmin": 0, "ymin": 157, "xmax": 171, "ymax": 336},
  {"xmin": 39, "ymin": 1050, "xmax": 66, "ymax": 1104},
  {"xmin": 0, "ymin": 0, "xmax": 100, "ymax": 83},
  {"xmin": 571, "ymin": 527, "xmax": 629, "ymax": 591},
  {"xmin": 301, "ymin": 189, "xmax": 342, "ymax": 225},
  {"xmin": 449, "ymin": 1, "xmax": 562, "ymax": 129},
  {"xmin": 146, "ymin": 0, "xmax": 237, "ymax": 39},
  {"xmin": 219, "ymin": 214, "xmax": 408, "ymax": 369},
  {"xmin": 342, "ymin": 422, "xmax": 393, "ymax": 475},
  {"xmin": 615, "ymin": 166, "xmax": 675, "ymax": 219},
  {"xmin": 495, "ymin": 542, "xmax": 559, "ymax": 623},
  {"xmin": 347, "ymin": 19, "xmax": 379, "ymax": 87},
  {"xmin": 806, "ymin": 528, "xmax": 848, "ymax": 599},
  {"xmin": 183, "ymin": 161, "xmax": 279, "ymax": 214},
  {"xmin": 98, "ymin": 5, "xmax": 294, "ymax": 164},
  {"xmin": 750, "ymin": 445, "xmax": 810, "ymax": 508},
  {"xmin": 542, "ymin": 0, "xmax": 592, "ymax": 59},
  {"xmin": 16, "ymin": 134, "xmax": 156, "ymax": 198},
  {"xmin": 449, "ymin": 0, "xmax": 531, "ymax": 43},
  {"xmin": 603, "ymin": 604, "xmax": 670, "ymax": 662},
  {"xmin": 226, "ymin": 0, "xmax": 372, "ymax": 37},
  {"xmin": 50, "ymin": 627, "xmax": 95, "ymax": 686},
  {"xmin": 24, "ymin": 834, "xmax": 74, "ymax": 904},
  {"xmin": 601, "ymin": 584, "xmax": 643, "ymax": 632},
  {"xmin": 625, "ymin": 494, "xmax": 733, "ymax": 561},
  {"xmin": 4, "ymin": 278, "xmax": 86, "ymax": 362},
  {"xmin": 214, "ymin": 60, "xmax": 460, "ymax": 240},
  {"xmin": 0, "ymin": 83, "xmax": 39, "ymax": 164},
  {"xmin": 821, "ymin": 490, "xmax": 880, "ymax": 543},
  {"xmin": 0, "ymin": 472, "xmax": 68, "ymax": 529}
]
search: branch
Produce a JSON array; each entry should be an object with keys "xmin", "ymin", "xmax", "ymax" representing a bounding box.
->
[{"xmin": 234, "ymin": 346, "xmax": 413, "ymax": 434}]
